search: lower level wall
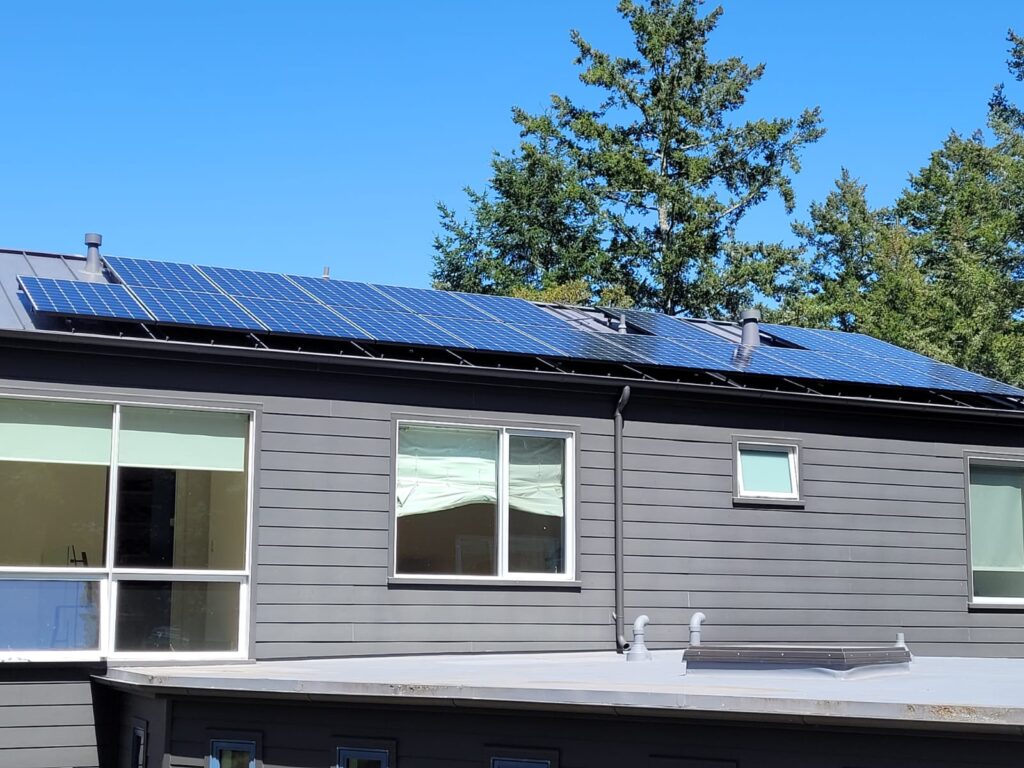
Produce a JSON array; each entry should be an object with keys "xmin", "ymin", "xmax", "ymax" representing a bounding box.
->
[
  {"xmin": 116, "ymin": 691, "xmax": 1024, "ymax": 768},
  {"xmin": 0, "ymin": 666, "xmax": 108, "ymax": 768}
]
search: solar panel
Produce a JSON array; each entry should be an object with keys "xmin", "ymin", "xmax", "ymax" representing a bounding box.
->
[
  {"xmin": 331, "ymin": 308, "xmax": 467, "ymax": 347},
  {"xmin": 432, "ymin": 317, "xmax": 565, "ymax": 356},
  {"xmin": 103, "ymin": 257, "xmax": 217, "ymax": 293},
  {"xmin": 373, "ymin": 284, "xmax": 494, "ymax": 320},
  {"xmin": 622, "ymin": 310, "xmax": 733, "ymax": 348},
  {"xmin": 452, "ymin": 293, "xmax": 568, "ymax": 327},
  {"xmin": 233, "ymin": 297, "xmax": 372, "ymax": 339},
  {"xmin": 520, "ymin": 325, "xmax": 654, "ymax": 364},
  {"xmin": 20, "ymin": 276, "xmax": 152, "ymax": 321},
  {"xmin": 131, "ymin": 287, "xmax": 265, "ymax": 330},
  {"xmin": 199, "ymin": 266, "xmax": 312, "ymax": 303},
  {"xmin": 288, "ymin": 275, "xmax": 406, "ymax": 312}
]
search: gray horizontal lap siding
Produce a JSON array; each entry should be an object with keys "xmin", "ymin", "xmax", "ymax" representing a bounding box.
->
[
  {"xmin": 1, "ymin": 346, "xmax": 1023, "ymax": 660},
  {"xmin": 0, "ymin": 671, "xmax": 100, "ymax": 768}
]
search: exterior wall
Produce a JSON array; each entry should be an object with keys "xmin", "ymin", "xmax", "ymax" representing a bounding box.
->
[
  {"xmin": 0, "ymin": 667, "xmax": 102, "ymax": 768},
  {"xmin": 139, "ymin": 692, "xmax": 1024, "ymax": 768},
  {"xmin": 1, "ymin": 341, "xmax": 1023, "ymax": 662}
]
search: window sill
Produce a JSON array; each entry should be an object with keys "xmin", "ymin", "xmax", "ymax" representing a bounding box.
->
[
  {"xmin": 732, "ymin": 496, "xmax": 805, "ymax": 508},
  {"xmin": 388, "ymin": 576, "xmax": 582, "ymax": 590},
  {"xmin": 968, "ymin": 600, "xmax": 1024, "ymax": 612}
]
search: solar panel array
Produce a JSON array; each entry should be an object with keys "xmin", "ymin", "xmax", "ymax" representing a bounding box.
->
[{"xmin": 16, "ymin": 257, "xmax": 1024, "ymax": 399}]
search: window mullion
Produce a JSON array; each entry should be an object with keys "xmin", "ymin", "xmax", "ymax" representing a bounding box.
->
[
  {"xmin": 497, "ymin": 429, "xmax": 508, "ymax": 578},
  {"xmin": 103, "ymin": 404, "xmax": 122, "ymax": 654}
]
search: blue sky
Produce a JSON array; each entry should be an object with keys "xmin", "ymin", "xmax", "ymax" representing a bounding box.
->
[{"xmin": 0, "ymin": 1, "xmax": 1020, "ymax": 287}]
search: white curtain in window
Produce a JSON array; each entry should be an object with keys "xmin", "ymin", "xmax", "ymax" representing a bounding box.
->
[
  {"xmin": 970, "ymin": 466, "xmax": 1024, "ymax": 570},
  {"xmin": 0, "ymin": 399, "xmax": 112, "ymax": 464},
  {"xmin": 396, "ymin": 426, "xmax": 565, "ymax": 518},
  {"xmin": 118, "ymin": 407, "xmax": 248, "ymax": 472}
]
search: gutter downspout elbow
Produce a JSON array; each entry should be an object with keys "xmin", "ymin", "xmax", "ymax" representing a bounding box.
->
[
  {"xmin": 689, "ymin": 612, "xmax": 707, "ymax": 647},
  {"xmin": 626, "ymin": 614, "xmax": 652, "ymax": 661},
  {"xmin": 614, "ymin": 385, "xmax": 631, "ymax": 653}
]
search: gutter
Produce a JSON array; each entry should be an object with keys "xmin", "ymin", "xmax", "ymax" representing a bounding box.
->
[{"xmin": 1, "ymin": 327, "xmax": 1023, "ymax": 425}]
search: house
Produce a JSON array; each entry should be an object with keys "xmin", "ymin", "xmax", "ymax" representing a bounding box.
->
[{"xmin": 1, "ymin": 235, "xmax": 1024, "ymax": 768}]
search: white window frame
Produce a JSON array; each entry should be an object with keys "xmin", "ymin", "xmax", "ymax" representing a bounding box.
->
[
  {"xmin": 734, "ymin": 439, "xmax": 800, "ymax": 501},
  {"xmin": 965, "ymin": 455, "xmax": 1024, "ymax": 608},
  {"xmin": 337, "ymin": 746, "xmax": 391, "ymax": 768},
  {"xmin": 392, "ymin": 419, "xmax": 576, "ymax": 583},
  {"xmin": 0, "ymin": 393, "xmax": 255, "ymax": 663}
]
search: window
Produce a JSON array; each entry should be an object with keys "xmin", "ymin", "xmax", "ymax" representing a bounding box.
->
[
  {"xmin": 968, "ymin": 460, "xmax": 1024, "ymax": 603},
  {"xmin": 394, "ymin": 422, "xmax": 574, "ymax": 580},
  {"xmin": 0, "ymin": 397, "xmax": 252, "ymax": 660},
  {"xmin": 210, "ymin": 739, "xmax": 256, "ymax": 768},
  {"xmin": 337, "ymin": 747, "xmax": 390, "ymax": 768},
  {"xmin": 734, "ymin": 440, "xmax": 799, "ymax": 501},
  {"xmin": 492, "ymin": 761, "xmax": 551, "ymax": 768},
  {"xmin": 131, "ymin": 722, "xmax": 147, "ymax": 768}
]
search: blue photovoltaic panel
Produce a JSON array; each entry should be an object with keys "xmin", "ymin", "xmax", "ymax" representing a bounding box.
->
[
  {"xmin": 622, "ymin": 310, "xmax": 733, "ymax": 348},
  {"xmin": 234, "ymin": 297, "xmax": 372, "ymax": 339},
  {"xmin": 20, "ymin": 276, "xmax": 152, "ymax": 321},
  {"xmin": 433, "ymin": 317, "xmax": 565, "ymax": 356},
  {"xmin": 288, "ymin": 275, "xmax": 406, "ymax": 312},
  {"xmin": 453, "ymin": 292, "xmax": 568, "ymax": 327},
  {"xmin": 103, "ymin": 256, "xmax": 217, "ymax": 293},
  {"xmin": 520, "ymin": 325, "xmax": 654, "ymax": 364},
  {"xmin": 200, "ymin": 266, "xmax": 312, "ymax": 303},
  {"xmin": 131, "ymin": 287, "xmax": 265, "ymax": 330},
  {"xmin": 332, "ymin": 308, "xmax": 467, "ymax": 347},
  {"xmin": 374, "ymin": 284, "xmax": 495, "ymax": 320}
]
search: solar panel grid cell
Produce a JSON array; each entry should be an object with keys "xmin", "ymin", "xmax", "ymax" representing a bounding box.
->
[
  {"xmin": 436, "ymin": 317, "xmax": 564, "ymax": 356},
  {"xmin": 103, "ymin": 256, "xmax": 217, "ymax": 293},
  {"xmin": 235, "ymin": 296, "xmax": 372, "ymax": 339},
  {"xmin": 20, "ymin": 276, "xmax": 153, "ymax": 321},
  {"xmin": 622, "ymin": 310, "xmax": 734, "ymax": 349},
  {"xmin": 453, "ymin": 293, "xmax": 568, "ymax": 327},
  {"xmin": 288, "ymin": 276, "xmax": 406, "ymax": 312},
  {"xmin": 521, "ymin": 325, "xmax": 653, "ymax": 364},
  {"xmin": 130, "ymin": 287, "xmax": 264, "ymax": 330},
  {"xmin": 373, "ymin": 284, "xmax": 494, "ymax": 320},
  {"xmin": 200, "ymin": 266, "xmax": 312, "ymax": 302},
  {"xmin": 332, "ymin": 307, "xmax": 468, "ymax": 347}
]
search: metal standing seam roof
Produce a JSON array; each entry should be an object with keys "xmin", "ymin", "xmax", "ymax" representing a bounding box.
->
[
  {"xmin": 101, "ymin": 651, "xmax": 1024, "ymax": 734},
  {"xmin": 3, "ymin": 247, "xmax": 1024, "ymax": 407}
]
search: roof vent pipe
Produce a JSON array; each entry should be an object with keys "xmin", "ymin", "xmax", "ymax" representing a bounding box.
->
[
  {"xmin": 626, "ymin": 615, "xmax": 652, "ymax": 661},
  {"xmin": 618, "ymin": 312, "xmax": 628, "ymax": 333},
  {"xmin": 83, "ymin": 233, "xmax": 103, "ymax": 279},
  {"xmin": 322, "ymin": 266, "xmax": 330, "ymax": 279},
  {"xmin": 689, "ymin": 612, "xmax": 707, "ymax": 646},
  {"xmin": 739, "ymin": 308, "xmax": 761, "ymax": 347}
]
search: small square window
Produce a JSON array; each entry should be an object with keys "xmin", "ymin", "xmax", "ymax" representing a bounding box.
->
[
  {"xmin": 130, "ymin": 723, "xmax": 147, "ymax": 768},
  {"xmin": 210, "ymin": 740, "xmax": 256, "ymax": 768},
  {"xmin": 337, "ymin": 747, "xmax": 390, "ymax": 768},
  {"xmin": 735, "ymin": 441, "xmax": 799, "ymax": 500}
]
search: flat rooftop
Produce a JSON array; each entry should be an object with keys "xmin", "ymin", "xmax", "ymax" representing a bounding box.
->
[{"xmin": 103, "ymin": 650, "xmax": 1024, "ymax": 734}]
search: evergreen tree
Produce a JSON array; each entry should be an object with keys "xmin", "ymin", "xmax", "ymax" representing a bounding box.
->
[{"xmin": 433, "ymin": 0, "xmax": 823, "ymax": 317}]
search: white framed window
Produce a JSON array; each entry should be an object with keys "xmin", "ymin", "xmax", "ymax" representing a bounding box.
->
[
  {"xmin": 0, "ymin": 395, "xmax": 254, "ymax": 662},
  {"xmin": 393, "ymin": 420, "xmax": 575, "ymax": 581},
  {"xmin": 337, "ymin": 747, "xmax": 390, "ymax": 768},
  {"xmin": 967, "ymin": 457, "xmax": 1024, "ymax": 606},
  {"xmin": 210, "ymin": 739, "xmax": 257, "ymax": 768},
  {"xmin": 734, "ymin": 439, "xmax": 800, "ymax": 501}
]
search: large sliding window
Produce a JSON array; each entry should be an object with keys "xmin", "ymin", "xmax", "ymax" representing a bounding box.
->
[
  {"xmin": 968, "ymin": 459, "xmax": 1024, "ymax": 604},
  {"xmin": 394, "ymin": 422, "xmax": 574, "ymax": 581},
  {"xmin": 0, "ymin": 397, "xmax": 252, "ymax": 660}
]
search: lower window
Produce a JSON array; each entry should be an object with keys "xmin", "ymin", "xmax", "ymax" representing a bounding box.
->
[
  {"xmin": 0, "ymin": 579, "xmax": 100, "ymax": 651},
  {"xmin": 394, "ymin": 422, "xmax": 574, "ymax": 580},
  {"xmin": 210, "ymin": 740, "xmax": 256, "ymax": 768},
  {"xmin": 337, "ymin": 747, "xmax": 390, "ymax": 768},
  {"xmin": 968, "ymin": 460, "xmax": 1024, "ymax": 601}
]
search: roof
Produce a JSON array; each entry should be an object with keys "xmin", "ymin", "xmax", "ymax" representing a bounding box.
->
[
  {"xmin": 2, "ymin": 245, "xmax": 1023, "ymax": 411},
  {"xmin": 101, "ymin": 650, "xmax": 1024, "ymax": 734}
]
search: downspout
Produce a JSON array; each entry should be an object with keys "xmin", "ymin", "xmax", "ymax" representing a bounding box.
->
[{"xmin": 614, "ymin": 385, "xmax": 631, "ymax": 652}]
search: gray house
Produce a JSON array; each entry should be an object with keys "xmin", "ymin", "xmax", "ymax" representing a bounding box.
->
[{"xmin": 2, "ymin": 237, "xmax": 1024, "ymax": 768}]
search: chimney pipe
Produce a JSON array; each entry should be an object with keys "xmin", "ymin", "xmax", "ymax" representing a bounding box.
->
[
  {"xmin": 739, "ymin": 308, "xmax": 761, "ymax": 347},
  {"xmin": 322, "ymin": 266, "xmax": 330, "ymax": 279},
  {"xmin": 83, "ymin": 233, "xmax": 103, "ymax": 279}
]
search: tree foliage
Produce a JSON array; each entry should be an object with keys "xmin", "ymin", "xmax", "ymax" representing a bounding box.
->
[{"xmin": 433, "ymin": 0, "xmax": 823, "ymax": 318}]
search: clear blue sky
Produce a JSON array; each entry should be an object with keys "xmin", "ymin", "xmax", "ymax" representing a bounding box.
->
[{"xmin": 0, "ymin": 1, "xmax": 1020, "ymax": 287}]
